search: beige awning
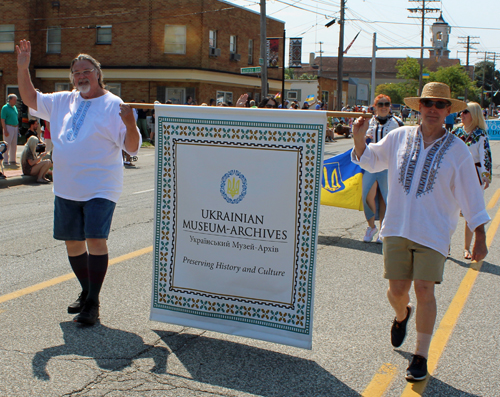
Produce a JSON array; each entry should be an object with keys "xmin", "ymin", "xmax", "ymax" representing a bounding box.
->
[{"xmin": 35, "ymin": 68, "xmax": 290, "ymax": 91}]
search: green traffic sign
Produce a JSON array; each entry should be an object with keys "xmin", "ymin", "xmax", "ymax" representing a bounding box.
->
[{"xmin": 241, "ymin": 67, "xmax": 262, "ymax": 74}]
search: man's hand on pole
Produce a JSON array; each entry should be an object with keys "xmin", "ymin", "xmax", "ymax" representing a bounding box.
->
[
  {"xmin": 120, "ymin": 103, "xmax": 141, "ymax": 154},
  {"xmin": 352, "ymin": 116, "xmax": 369, "ymax": 160}
]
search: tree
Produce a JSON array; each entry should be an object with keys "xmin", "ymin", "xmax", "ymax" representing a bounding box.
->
[
  {"xmin": 374, "ymin": 83, "xmax": 407, "ymax": 104},
  {"xmin": 473, "ymin": 61, "xmax": 500, "ymax": 107},
  {"xmin": 430, "ymin": 64, "xmax": 478, "ymax": 100},
  {"xmin": 297, "ymin": 73, "xmax": 318, "ymax": 80},
  {"xmin": 396, "ymin": 57, "xmax": 431, "ymax": 81}
]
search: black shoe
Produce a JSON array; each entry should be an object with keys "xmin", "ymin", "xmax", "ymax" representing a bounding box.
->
[
  {"xmin": 74, "ymin": 298, "xmax": 99, "ymax": 325},
  {"xmin": 405, "ymin": 354, "xmax": 428, "ymax": 381},
  {"xmin": 67, "ymin": 291, "xmax": 88, "ymax": 314},
  {"xmin": 391, "ymin": 304, "xmax": 413, "ymax": 348}
]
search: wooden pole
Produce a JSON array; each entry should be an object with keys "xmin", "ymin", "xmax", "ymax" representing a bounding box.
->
[{"xmin": 126, "ymin": 103, "xmax": 372, "ymax": 119}]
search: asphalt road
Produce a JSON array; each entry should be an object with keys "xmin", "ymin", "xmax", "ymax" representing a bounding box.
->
[{"xmin": 1, "ymin": 138, "xmax": 499, "ymax": 397}]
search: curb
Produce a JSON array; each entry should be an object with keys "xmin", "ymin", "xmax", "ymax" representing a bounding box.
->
[{"xmin": 0, "ymin": 175, "xmax": 37, "ymax": 188}]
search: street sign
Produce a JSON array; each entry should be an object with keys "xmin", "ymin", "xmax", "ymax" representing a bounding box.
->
[
  {"xmin": 241, "ymin": 67, "xmax": 262, "ymax": 74},
  {"xmin": 259, "ymin": 58, "xmax": 264, "ymax": 66}
]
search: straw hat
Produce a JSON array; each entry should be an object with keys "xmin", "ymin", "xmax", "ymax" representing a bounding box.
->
[{"xmin": 404, "ymin": 82, "xmax": 467, "ymax": 113}]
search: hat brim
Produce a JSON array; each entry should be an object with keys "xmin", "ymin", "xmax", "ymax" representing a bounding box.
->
[{"xmin": 404, "ymin": 97, "xmax": 467, "ymax": 113}]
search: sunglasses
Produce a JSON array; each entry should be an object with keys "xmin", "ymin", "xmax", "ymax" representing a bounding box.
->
[
  {"xmin": 460, "ymin": 109, "xmax": 470, "ymax": 115},
  {"xmin": 376, "ymin": 102, "xmax": 391, "ymax": 107},
  {"xmin": 420, "ymin": 99, "xmax": 451, "ymax": 109}
]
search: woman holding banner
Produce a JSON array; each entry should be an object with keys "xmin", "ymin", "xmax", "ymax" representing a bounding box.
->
[
  {"xmin": 361, "ymin": 94, "xmax": 403, "ymax": 243},
  {"xmin": 452, "ymin": 102, "xmax": 492, "ymax": 259}
]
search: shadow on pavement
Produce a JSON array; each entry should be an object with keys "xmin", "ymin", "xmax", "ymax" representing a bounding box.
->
[
  {"xmin": 424, "ymin": 377, "xmax": 482, "ymax": 397},
  {"xmin": 447, "ymin": 258, "xmax": 500, "ymax": 277},
  {"xmin": 152, "ymin": 330, "xmax": 360, "ymax": 396},
  {"xmin": 32, "ymin": 323, "xmax": 360, "ymax": 396},
  {"xmin": 318, "ymin": 235, "xmax": 383, "ymax": 255},
  {"xmin": 32, "ymin": 321, "xmax": 170, "ymax": 380}
]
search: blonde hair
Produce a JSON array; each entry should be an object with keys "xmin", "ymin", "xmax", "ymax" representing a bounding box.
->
[
  {"xmin": 21, "ymin": 136, "xmax": 40, "ymax": 165},
  {"xmin": 460, "ymin": 102, "xmax": 487, "ymax": 131}
]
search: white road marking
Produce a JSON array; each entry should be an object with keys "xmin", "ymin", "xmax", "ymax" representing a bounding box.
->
[{"xmin": 132, "ymin": 188, "xmax": 154, "ymax": 195}]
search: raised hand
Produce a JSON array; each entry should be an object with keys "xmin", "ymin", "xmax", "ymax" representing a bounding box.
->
[{"xmin": 16, "ymin": 40, "xmax": 31, "ymax": 70}]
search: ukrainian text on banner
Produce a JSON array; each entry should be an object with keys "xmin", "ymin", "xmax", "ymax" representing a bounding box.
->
[
  {"xmin": 321, "ymin": 149, "xmax": 364, "ymax": 211},
  {"xmin": 150, "ymin": 106, "xmax": 326, "ymax": 349},
  {"xmin": 486, "ymin": 120, "xmax": 500, "ymax": 140}
]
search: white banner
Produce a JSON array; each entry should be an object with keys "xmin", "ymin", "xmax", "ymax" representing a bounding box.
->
[{"xmin": 150, "ymin": 106, "xmax": 326, "ymax": 349}]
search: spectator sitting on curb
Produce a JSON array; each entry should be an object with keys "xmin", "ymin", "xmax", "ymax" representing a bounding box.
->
[{"xmin": 21, "ymin": 136, "xmax": 52, "ymax": 183}]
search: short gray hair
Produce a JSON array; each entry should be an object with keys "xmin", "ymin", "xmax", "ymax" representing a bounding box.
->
[
  {"xmin": 69, "ymin": 53, "xmax": 104, "ymax": 88},
  {"xmin": 7, "ymin": 94, "xmax": 17, "ymax": 101}
]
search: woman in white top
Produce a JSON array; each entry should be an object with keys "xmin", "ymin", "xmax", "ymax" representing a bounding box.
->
[
  {"xmin": 361, "ymin": 94, "xmax": 403, "ymax": 243},
  {"xmin": 452, "ymin": 102, "xmax": 492, "ymax": 259}
]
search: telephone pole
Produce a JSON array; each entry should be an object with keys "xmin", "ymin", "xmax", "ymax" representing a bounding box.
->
[
  {"xmin": 260, "ymin": 0, "xmax": 268, "ymax": 98},
  {"xmin": 408, "ymin": 0, "xmax": 440, "ymax": 95},
  {"xmin": 458, "ymin": 36, "xmax": 479, "ymax": 100},
  {"xmin": 336, "ymin": 0, "xmax": 345, "ymax": 110}
]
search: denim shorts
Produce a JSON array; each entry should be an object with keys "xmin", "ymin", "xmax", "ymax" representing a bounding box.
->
[{"xmin": 53, "ymin": 196, "xmax": 116, "ymax": 241}]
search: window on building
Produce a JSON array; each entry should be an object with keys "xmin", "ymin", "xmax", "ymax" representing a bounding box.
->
[
  {"xmin": 230, "ymin": 35, "xmax": 237, "ymax": 54},
  {"xmin": 248, "ymin": 39, "xmax": 253, "ymax": 64},
  {"xmin": 0, "ymin": 24, "xmax": 15, "ymax": 52},
  {"xmin": 106, "ymin": 83, "xmax": 121, "ymax": 97},
  {"xmin": 209, "ymin": 30, "xmax": 217, "ymax": 49},
  {"xmin": 164, "ymin": 25, "xmax": 186, "ymax": 54},
  {"xmin": 217, "ymin": 91, "xmax": 233, "ymax": 105},
  {"xmin": 166, "ymin": 88, "xmax": 186, "ymax": 104},
  {"xmin": 47, "ymin": 27, "xmax": 61, "ymax": 53},
  {"xmin": 55, "ymin": 83, "xmax": 70, "ymax": 92},
  {"xmin": 96, "ymin": 25, "xmax": 112, "ymax": 44},
  {"xmin": 322, "ymin": 90, "xmax": 329, "ymax": 106},
  {"xmin": 287, "ymin": 91, "xmax": 298, "ymax": 100}
]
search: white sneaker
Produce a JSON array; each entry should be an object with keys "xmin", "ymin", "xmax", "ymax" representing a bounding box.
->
[
  {"xmin": 363, "ymin": 226, "xmax": 378, "ymax": 242},
  {"xmin": 376, "ymin": 236, "xmax": 383, "ymax": 244}
]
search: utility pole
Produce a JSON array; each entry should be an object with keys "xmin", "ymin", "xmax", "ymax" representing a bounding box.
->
[
  {"xmin": 260, "ymin": 0, "xmax": 268, "ymax": 99},
  {"xmin": 318, "ymin": 41, "xmax": 324, "ymax": 77},
  {"xmin": 336, "ymin": 0, "xmax": 345, "ymax": 110},
  {"xmin": 458, "ymin": 36, "xmax": 479, "ymax": 101},
  {"xmin": 371, "ymin": 33, "xmax": 377, "ymax": 105},
  {"xmin": 481, "ymin": 52, "xmax": 488, "ymax": 108},
  {"xmin": 408, "ymin": 0, "xmax": 440, "ymax": 95}
]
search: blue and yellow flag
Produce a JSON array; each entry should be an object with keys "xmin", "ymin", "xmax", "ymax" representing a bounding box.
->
[{"xmin": 321, "ymin": 149, "xmax": 364, "ymax": 211}]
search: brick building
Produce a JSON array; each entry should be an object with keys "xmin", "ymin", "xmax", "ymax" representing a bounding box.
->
[{"xmin": 0, "ymin": 0, "xmax": 286, "ymax": 127}]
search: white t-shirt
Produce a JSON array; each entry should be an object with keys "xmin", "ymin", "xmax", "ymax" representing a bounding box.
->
[
  {"xmin": 31, "ymin": 90, "xmax": 141, "ymax": 203},
  {"xmin": 352, "ymin": 126, "xmax": 490, "ymax": 257}
]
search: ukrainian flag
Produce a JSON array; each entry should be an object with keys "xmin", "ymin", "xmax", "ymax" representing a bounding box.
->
[
  {"xmin": 305, "ymin": 95, "xmax": 315, "ymax": 103},
  {"xmin": 321, "ymin": 149, "xmax": 364, "ymax": 211}
]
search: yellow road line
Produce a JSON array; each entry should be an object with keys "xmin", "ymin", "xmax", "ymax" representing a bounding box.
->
[
  {"xmin": 401, "ymin": 205, "xmax": 500, "ymax": 397},
  {"xmin": 0, "ymin": 246, "xmax": 153, "ymax": 305},
  {"xmin": 362, "ymin": 363, "xmax": 398, "ymax": 397},
  {"xmin": 486, "ymin": 188, "xmax": 500, "ymax": 210},
  {"xmin": 363, "ymin": 205, "xmax": 500, "ymax": 397}
]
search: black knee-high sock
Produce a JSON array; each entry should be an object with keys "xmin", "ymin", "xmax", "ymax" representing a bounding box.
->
[
  {"xmin": 68, "ymin": 252, "xmax": 89, "ymax": 293},
  {"xmin": 87, "ymin": 253, "xmax": 108, "ymax": 302}
]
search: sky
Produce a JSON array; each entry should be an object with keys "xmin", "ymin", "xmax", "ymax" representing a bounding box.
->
[{"xmin": 228, "ymin": 0, "xmax": 500, "ymax": 67}]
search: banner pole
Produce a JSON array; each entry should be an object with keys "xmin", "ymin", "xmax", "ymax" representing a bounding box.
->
[{"xmin": 125, "ymin": 104, "xmax": 373, "ymax": 119}]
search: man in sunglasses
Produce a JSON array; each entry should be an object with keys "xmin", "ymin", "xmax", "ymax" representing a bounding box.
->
[
  {"xmin": 351, "ymin": 82, "xmax": 490, "ymax": 382},
  {"xmin": 16, "ymin": 40, "xmax": 142, "ymax": 326}
]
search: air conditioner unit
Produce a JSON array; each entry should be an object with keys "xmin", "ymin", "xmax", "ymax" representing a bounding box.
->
[
  {"xmin": 230, "ymin": 53, "xmax": 241, "ymax": 61},
  {"xmin": 209, "ymin": 47, "xmax": 221, "ymax": 57}
]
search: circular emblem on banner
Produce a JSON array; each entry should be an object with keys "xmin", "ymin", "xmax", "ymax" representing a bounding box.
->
[{"xmin": 220, "ymin": 170, "xmax": 247, "ymax": 204}]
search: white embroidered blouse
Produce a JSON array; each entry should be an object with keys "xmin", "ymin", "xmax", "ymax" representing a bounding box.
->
[{"xmin": 352, "ymin": 126, "xmax": 490, "ymax": 257}]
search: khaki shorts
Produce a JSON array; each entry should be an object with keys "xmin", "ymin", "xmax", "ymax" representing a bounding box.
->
[{"xmin": 383, "ymin": 236, "xmax": 446, "ymax": 282}]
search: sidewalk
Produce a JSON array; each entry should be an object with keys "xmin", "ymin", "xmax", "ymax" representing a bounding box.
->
[
  {"xmin": 0, "ymin": 165, "xmax": 37, "ymax": 187},
  {"xmin": 0, "ymin": 146, "xmax": 37, "ymax": 188}
]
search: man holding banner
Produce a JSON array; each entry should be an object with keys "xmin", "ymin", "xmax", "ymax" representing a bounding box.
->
[{"xmin": 351, "ymin": 82, "xmax": 490, "ymax": 382}]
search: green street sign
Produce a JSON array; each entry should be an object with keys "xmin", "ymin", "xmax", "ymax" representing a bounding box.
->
[{"xmin": 241, "ymin": 67, "xmax": 262, "ymax": 74}]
